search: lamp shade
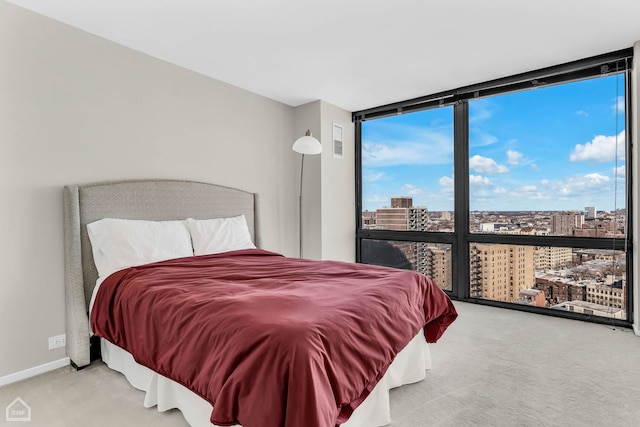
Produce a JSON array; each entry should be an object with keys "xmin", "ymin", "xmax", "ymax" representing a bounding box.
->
[{"xmin": 292, "ymin": 130, "xmax": 323, "ymax": 155}]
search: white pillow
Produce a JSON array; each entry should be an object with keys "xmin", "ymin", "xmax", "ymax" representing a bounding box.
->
[
  {"xmin": 185, "ymin": 215, "xmax": 256, "ymax": 255},
  {"xmin": 87, "ymin": 218, "xmax": 194, "ymax": 278}
]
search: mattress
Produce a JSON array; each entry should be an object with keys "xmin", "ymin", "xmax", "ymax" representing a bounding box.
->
[{"xmin": 100, "ymin": 330, "xmax": 431, "ymax": 427}]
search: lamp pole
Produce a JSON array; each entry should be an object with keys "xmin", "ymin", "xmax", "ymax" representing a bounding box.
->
[
  {"xmin": 299, "ymin": 153, "xmax": 305, "ymax": 258},
  {"xmin": 292, "ymin": 129, "xmax": 322, "ymax": 259}
]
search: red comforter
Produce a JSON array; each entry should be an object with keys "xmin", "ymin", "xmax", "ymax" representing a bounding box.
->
[{"xmin": 91, "ymin": 249, "xmax": 457, "ymax": 427}]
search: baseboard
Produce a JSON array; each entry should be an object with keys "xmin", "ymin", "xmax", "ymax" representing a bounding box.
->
[{"xmin": 0, "ymin": 358, "xmax": 70, "ymax": 387}]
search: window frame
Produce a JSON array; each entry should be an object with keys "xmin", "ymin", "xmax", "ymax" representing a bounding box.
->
[{"xmin": 354, "ymin": 48, "xmax": 634, "ymax": 328}]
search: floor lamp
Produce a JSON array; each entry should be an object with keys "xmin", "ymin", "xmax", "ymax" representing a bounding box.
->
[{"xmin": 292, "ymin": 129, "xmax": 322, "ymax": 258}]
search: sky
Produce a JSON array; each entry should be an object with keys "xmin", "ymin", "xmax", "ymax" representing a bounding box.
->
[{"xmin": 362, "ymin": 73, "xmax": 626, "ymax": 212}]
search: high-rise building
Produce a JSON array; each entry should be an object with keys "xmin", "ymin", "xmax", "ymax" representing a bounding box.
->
[
  {"xmin": 551, "ymin": 212, "xmax": 584, "ymax": 235},
  {"xmin": 586, "ymin": 282, "xmax": 625, "ymax": 310},
  {"xmin": 534, "ymin": 246, "xmax": 573, "ymax": 270},
  {"xmin": 416, "ymin": 244, "xmax": 451, "ymax": 290},
  {"xmin": 408, "ymin": 207, "xmax": 429, "ymax": 230},
  {"xmin": 362, "ymin": 210, "xmax": 377, "ymax": 229},
  {"xmin": 375, "ymin": 198, "xmax": 414, "ymax": 267},
  {"xmin": 584, "ymin": 206, "xmax": 596, "ymax": 219},
  {"xmin": 390, "ymin": 196, "xmax": 413, "ymax": 208},
  {"xmin": 376, "ymin": 207, "xmax": 409, "ymax": 230},
  {"xmin": 373, "ymin": 197, "xmax": 437, "ymax": 279},
  {"xmin": 470, "ymin": 243, "xmax": 535, "ymax": 302}
]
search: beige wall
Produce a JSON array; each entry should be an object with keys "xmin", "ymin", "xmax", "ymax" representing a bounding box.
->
[{"xmin": 0, "ymin": 2, "xmax": 355, "ymax": 379}]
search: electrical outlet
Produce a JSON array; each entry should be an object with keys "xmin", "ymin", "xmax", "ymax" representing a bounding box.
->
[{"xmin": 48, "ymin": 334, "xmax": 66, "ymax": 350}]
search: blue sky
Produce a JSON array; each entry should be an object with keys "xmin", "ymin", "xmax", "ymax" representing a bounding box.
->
[{"xmin": 362, "ymin": 74, "xmax": 626, "ymax": 212}]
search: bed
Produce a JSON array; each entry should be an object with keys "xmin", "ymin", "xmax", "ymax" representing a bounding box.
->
[{"xmin": 63, "ymin": 179, "xmax": 457, "ymax": 427}]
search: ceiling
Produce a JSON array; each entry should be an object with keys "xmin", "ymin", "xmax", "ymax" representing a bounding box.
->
[{"xmin": 7, "ymin": 0, "xmax": 640, "ymax": 112}]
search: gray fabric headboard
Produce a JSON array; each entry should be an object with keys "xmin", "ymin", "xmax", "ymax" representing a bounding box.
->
[{"xmin": 63, "ymin": 179, "xmax": 260, "ymax": 368}]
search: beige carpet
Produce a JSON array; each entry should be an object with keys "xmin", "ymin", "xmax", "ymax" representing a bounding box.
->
[{"xmin": 2, "ymin": 301, "xmax": 640, "ymax": 426}]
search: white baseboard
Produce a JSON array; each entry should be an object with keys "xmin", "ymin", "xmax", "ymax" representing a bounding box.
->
[{"xmin": 0, "ymin": 358, "xmax": 70, "ymax": 387}]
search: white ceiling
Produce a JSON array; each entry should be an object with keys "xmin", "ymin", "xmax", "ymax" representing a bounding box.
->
[{"xmin": 7, "ymin": 0, "xmax": 640, "ymax": 112}]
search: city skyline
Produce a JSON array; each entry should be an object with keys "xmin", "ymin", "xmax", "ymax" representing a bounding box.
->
[
  {"xmin": 363, "ymin": 196, "xmax": 626, "ymax": 239},
  {"xmin": 360, "ymin": 199, "xmax": 627, "ymax": 319},
  {"xmin": 362, "ymin": 73, "xmax": 627, "ymax": 212}
]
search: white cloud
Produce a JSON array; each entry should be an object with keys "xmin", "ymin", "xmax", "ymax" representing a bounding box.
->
[
  {"xmin": 569, "ymin": 131, "xmax": 625, "ymax": 162},
  {"xmin": 439, "ymin": 176, "xmax": 454, "ymax": 189},
  {"xmin": 362, "ymin": 126, "xmax": 453, "ymax": 167},
  {"xmin": 363, "ymin": 171, "xmax": 388, "ymax": 183},
  {"xmin": 513, "ymin": 185, "xmax": 544, "ymax": 201},
  {"xmin": 530, "ymin": 163, "xmax": 540, "ymax": 171},
  {"xmin": 363, "ymin": 195, "xmax": 389, "ymax": 206},
  {"xmin": 540, "ymin": 173, "xmax": 611, "ymax": 198},
  {"xmin": 469, "ymin": 101, "xmax": 493, "ymax": 123},
  {"xmin": 401, "ymin": 184, "xmax": 424, "ymax": 195},
  {"xmin": 470, "ymin": 174, "xmax": 492, "ymax": 186},
  {"xmin": 576, "ymin": 110, "xmax": 589, "ymax": 117},
  {"xmin": 613, "ymin": 165, "xmax": 625, "ymax": 178},
  {"xmin": 469, "ymin": 155, "xmax": 509, "ymax": 174},
  {"xmin": 613, "ymin": 96, "xmax": 625, "ymax": 115},
  {"xmin": 582, "ymin": 173, "xmax": 611, "ymax": 185},
  {"xmin": 472, "ymin": 171, "xmax": 622, "ymax": 211},
  {"xmin": 506, "ymin": 150, "xmax": 523, "ymax": 165},
  {"xmin": 493, "ymin": 187, "xmax": 508, "ymax": 194},
  {"xmin": 470, "ymin": 132, "xmax": 498, "ymax": 148}
]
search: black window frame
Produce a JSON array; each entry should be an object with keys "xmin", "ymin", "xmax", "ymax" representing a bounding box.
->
[{"xmin": 354, "ymin": 48, "xmax": 634, "ymax": 328}]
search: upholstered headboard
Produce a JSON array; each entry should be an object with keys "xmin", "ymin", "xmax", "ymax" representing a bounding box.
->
[{"xmin": 63, "ymin": 179, "xmax": 260, "ymax": 368}]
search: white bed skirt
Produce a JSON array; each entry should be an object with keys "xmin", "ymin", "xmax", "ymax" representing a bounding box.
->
[{"xmin": 101, "ymin": 331, "xmax": 431, "ymax": 427}]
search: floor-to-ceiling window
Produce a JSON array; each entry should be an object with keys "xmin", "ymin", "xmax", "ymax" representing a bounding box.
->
[
  {"xmin": 359, "ymin": 107, "xmax": 455, "ymax": 291},
  {"xmin": 355, "ymin": 49, "xmax": 633, "ymax": 325}
]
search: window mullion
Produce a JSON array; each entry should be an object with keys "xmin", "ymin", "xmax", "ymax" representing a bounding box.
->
[
  {"xmin": 355, "ymin": 119, "xmax": 363, "ymax": 263},
  {"xmin": 454, "ymin": 101, "xmax": 470, "ymax": 299}
]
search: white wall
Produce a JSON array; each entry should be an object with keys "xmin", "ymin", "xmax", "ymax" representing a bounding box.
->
[
  {"xmin": 291, "ymin": 100, "xmax": 355, "ymax": 262},
  {"xmin": 0, "ymin": 2, "xmax": 358, "ymax": 379},
  {"xmin": 293, "ymin": 101, "xmax": 322, "ymax": 260},
  {"xmin": 319, "ymin": 101, "xmax": 355, "ymax": 262}
]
